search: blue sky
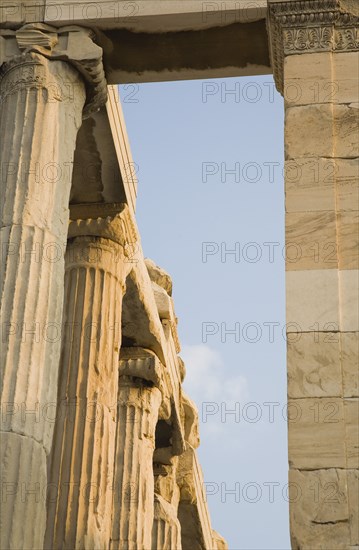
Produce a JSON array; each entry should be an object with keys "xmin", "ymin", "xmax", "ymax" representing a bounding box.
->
[{"xmin": 120, "ymin": 75, "xmax": 289, "ymax": 550}]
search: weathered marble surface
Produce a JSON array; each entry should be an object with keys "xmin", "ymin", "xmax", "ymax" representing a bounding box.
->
[
  {"xmin": 289, "ymin": 468, "xmax": 351, "ymax": 549},
  {"xmin": 287, "ymin": 333, "xmax": 342, "ymax": 399},
  {"xmin": 342, "ymin": 333, "xmax": 359, "ymax": 398}
]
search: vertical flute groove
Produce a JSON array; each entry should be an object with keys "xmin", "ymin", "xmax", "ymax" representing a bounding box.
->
[
  {"xmin": 111, "ymin": 382, "xmax": 161, "ymax": 550},
  {"xmin": 0, "ymin": 53, "xmax": 85, "ymax": 550},
  {"xmin": 46, "ymin": 237, "xmax": 126, "ymax": 550}
]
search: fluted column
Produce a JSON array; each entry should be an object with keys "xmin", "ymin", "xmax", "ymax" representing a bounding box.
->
[
  {"xmin": 152, "ymin": 463, "xmax": 182, "ymax": 550},
  {"xmin": 45, "ymin": 204, "xmax": 134, "ymax": 549},
  {"xmin": 111, "ymin": 349, "xmax": 163, "ymax": 550},
  {"xmin": 0, "ymin": 24, "xmax": 106, "ymax": 550}
]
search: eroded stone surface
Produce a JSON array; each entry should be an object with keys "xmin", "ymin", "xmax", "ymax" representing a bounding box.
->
[
  {"xmin": 342, "ymin": 332, "xmax": 359, "ymax": 398},
  {"xmin": 288, "ymin": 398, "xmax": 346, "ymax": 469},
  {"xmin": 289, "ymin": 468, "xmax": 350, "ymax": 550},
  {"xmin": 111, "ymin": 379, "xmax": 162, "ymax": 550},
  {"xmin": 145, "ymin": 258, "xmax": 173, "ymax": 296},
  {"xmin": 285, "ymin": 104, "xmax": 359, "ymax": 159},
  {"xmin": 344, "ymin": 399, "xmax": 359, "ymax": 469},
  {"xmin": 347, "ymin": 469, "xmax": 359, "ymax": 545},
  {"xmin": 0, "ymin": 432, "xmax": 47, "ymax": 550},
  {"xmin": 287, "ymin": 333, "xmax": 342, "ymax": 399},
  {"xmin": 45, "ymin": 235, "xmax": 128, "ymax": 550}
]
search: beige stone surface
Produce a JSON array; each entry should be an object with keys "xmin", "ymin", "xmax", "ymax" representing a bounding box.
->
[
  {"xmin": 177, "ymin": 447, "xmax": 214, "ymax": 550},
  {"xmin": 334, "ymin": 51, "xmax": 359, "ymax": 105},
  {"xmin": 285, "ymin": 211, "xmax": 337, "ymax": 270},
  {"xmin": 347, "ymin": 469, "xmax": 359, "ymax": 545},
  {"xmin": 285, "ymin": 104, "xmax": 359, "ymax": 159},
  {"xmin": 0, "ymin": 34, "xmax": 88, "ymax": 548},
  {"xmin": 289, "ymin": 468, "xmax": 350, "ymax": 549},
  {"xmin": 154, "ymin": 458, "xmax": 180, "ymax": 510},
  {"xmin": 286, "ymin": 269, "xmax": 340, "ymax": 332},
  {"xmin": 285, "ymin": 157, "xmax": 336, "ymax": 213},
  {"xmin": 288, "ymin": 398, "xmax": 346, "ymax": 469},
  {"xmin": 339, "ymin": 269, "xmax": 359, "ymax": 331},
  {"xmin": 284, "ymin": 52, "xmax": 332, "ymax": 107},
  {"xmin": 338, "ymin": 211, "xmax": 359, "ymax": 270},
  {"xmin": 285, "ymin": 157, "xmax": 358, "ymax": 214},
  {"xmin": 45, "ymin": 236, "xmax": 127, "ymax": 550},
  {"xmin": 152, "ymin": 494, "xmax": 182, "ymax": 550},
  {"xmin": 344, "ymin": 399, "xmax": 359, "ymax": 469},
  {"xmin": 337, "ymin": 158, "xmax": 359, "ymax": 212},
  {"xmin": 212, "ymin": 530, "xmax": 229, "ymax": 550},
  {"xmin": 111, "ymin": 380, "xmax": 162, "ymax": 550},
  {"xmin": 146, "ymin": 258, "xmax": 173, "ymax": 295},
  {"xmin": 107, "ymin": 86, "xmax": 138, "ymax": 212},
  {"xmin": 287, "ymin": 333, "xmax": 342, "ymax": 398},
  {"xmin": 342, "ymin": 332, "xmax": 359, "ymax": 398},
  {"xmin": 0, "ymin": 432, "xmax": 47, "ymax": 550},
  {"xmin": 152, "ymin": 281, "xmax": 174, "ymax": 320},
  {"xmin": 182, "ymin": 393, "xmax": 200, "ymax": 449},
  {"xmin": 284, "ymin": 51, "xmax": 359, "ymax": 106}
]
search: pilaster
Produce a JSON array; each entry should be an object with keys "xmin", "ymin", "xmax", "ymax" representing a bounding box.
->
[{"xmin": 268, "ymin": 1, "xmax": 359, "ymax": 548}]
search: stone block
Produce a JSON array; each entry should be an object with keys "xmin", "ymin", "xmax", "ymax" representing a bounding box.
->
[
  {"xmin": 285, "ymin": 157, "xmax": 335, "ymax": 213},
  {"xmin": 0, "ymin": 432, "xmax": 47, "ymax": 550},
  {"xmin": 284, "ymin": 52, "xmax": 359, "ymax": 106},
  {"xmin": 339, "ymin": 269, "xmax": 359, "ymax": 331},
  {"xmin": 285, "ymin": 104, "xmax": 359, "ymax": 159},
  {"xmin": 347, "ymin": 469, "xmax": 359, "ymax": 545},
  {"xmin": 344, "ymin": 399, "xmax": 359, "ymax": 468},
  {"xmin": 286, "ymin": 211, "xmax": 337, "ymax": 270},
  {"xmin": 334, "ymin": 52, "xmax": 359, "ymax": 105},
  {"xmin": 289, "ymin": 468, "xmax": 350, "ymax": 549},
  {"xmin": 342, "ymin": 332, "xmax": 359, "ymax": 398},
  {"xmin": 338, "ymin": 211, "xmax": 359, "ymax": 270},
  {"xmin": 336, "ymin": 158, "xmax": 359, "ymax": 212},
  {"xmin": 287, "ymin": 332, "xmax": 342, "ymax": 398},
  {"xmin": 286, "ymin": 269, "xmax": 339, "ymax": 332},
  {"xmin": 288, "ymin": 398, "xmax": 346, "ymax": 469}
]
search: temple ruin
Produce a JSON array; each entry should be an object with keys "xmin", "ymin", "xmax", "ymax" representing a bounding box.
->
[{"xmin": 0, "ymin": 1, "xmax": 358, "ymax": 548}]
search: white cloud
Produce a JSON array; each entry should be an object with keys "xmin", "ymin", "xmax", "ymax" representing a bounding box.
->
[{"xmin": 181, "ymin": 344, "xmax": 249, "ymax": 408}]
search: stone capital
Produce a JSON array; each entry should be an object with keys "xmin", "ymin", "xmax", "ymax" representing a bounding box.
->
[
  {"xmin": 267, "ymin": 0, "xmax": 359, "ymax": 93},
  {"xmin": 0, "ymin": 23, "xmax": 107, "ymax": 116},
  {"xmin": 69, "ymin": 202, "xmax": 138, "ymax": 252}
]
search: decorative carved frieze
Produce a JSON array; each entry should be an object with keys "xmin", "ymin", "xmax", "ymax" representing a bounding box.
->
[
  {"xmin": 0, "ymin": 23, "xmax": 107, "ymax": 116},
  {"xmin": 267, "ymin": 0, "xmax": 359, "ymax": 93}
]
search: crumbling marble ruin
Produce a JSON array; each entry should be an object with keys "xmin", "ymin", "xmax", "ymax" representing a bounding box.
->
[{"xmin": 0, "ymin": 1, "xmax": 358, "ymax": 549}]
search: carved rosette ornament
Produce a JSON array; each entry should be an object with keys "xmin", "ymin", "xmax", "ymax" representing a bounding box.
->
[
  {"xmin": 0, "ymin": 23, "xmax": 107, "ymax": 116},
  {"xmin": 267, "ymin": 0, "xmax": 359, "ymax": 93}
]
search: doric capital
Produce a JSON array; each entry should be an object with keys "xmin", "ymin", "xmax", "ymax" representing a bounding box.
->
[
  {"xmin": 0, "ymin": 23, "xmax": 107, "ymax": 116},
  {"xmin": 69, "ymin": 202, "xmax": 138, "ymax": 252},
  {"xmin": 267, "ymin": 0, "xmax": 359, "ymax": 93},
  {"xmin": 119, "ymin": 346, "xmax": 167, "ymax": 388}
]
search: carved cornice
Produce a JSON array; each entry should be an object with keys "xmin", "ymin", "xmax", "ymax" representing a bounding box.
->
[
  {"xmin": 267, "ymin": 0, "xmax": 359, "ymax": 93},
  {"xmin": 69, "ymin": 203, "xmax": 138, "ymax": 252},
  {"xmin": 0, "ymin": 23, "xmax": 107, "ymax": 116}
]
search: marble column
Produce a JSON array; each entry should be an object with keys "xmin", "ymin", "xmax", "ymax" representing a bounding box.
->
[
  {"xmin": 45, "ymin": 204, "xmax": 135, "ymax": 549},
  {"xmin": 152, "ymin": 460, "xmax": 182, "ymax": 550},
  {"xmin": 111, "ymin": 349, "xmax": 163, "ymax": 550},
  {"xmin": 268, "ymin": 1, "xmax": 359, "ymax": 548},
  {"xmin": 0, "ymin": 24, "xmax": 106, "ymax": 549}
]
